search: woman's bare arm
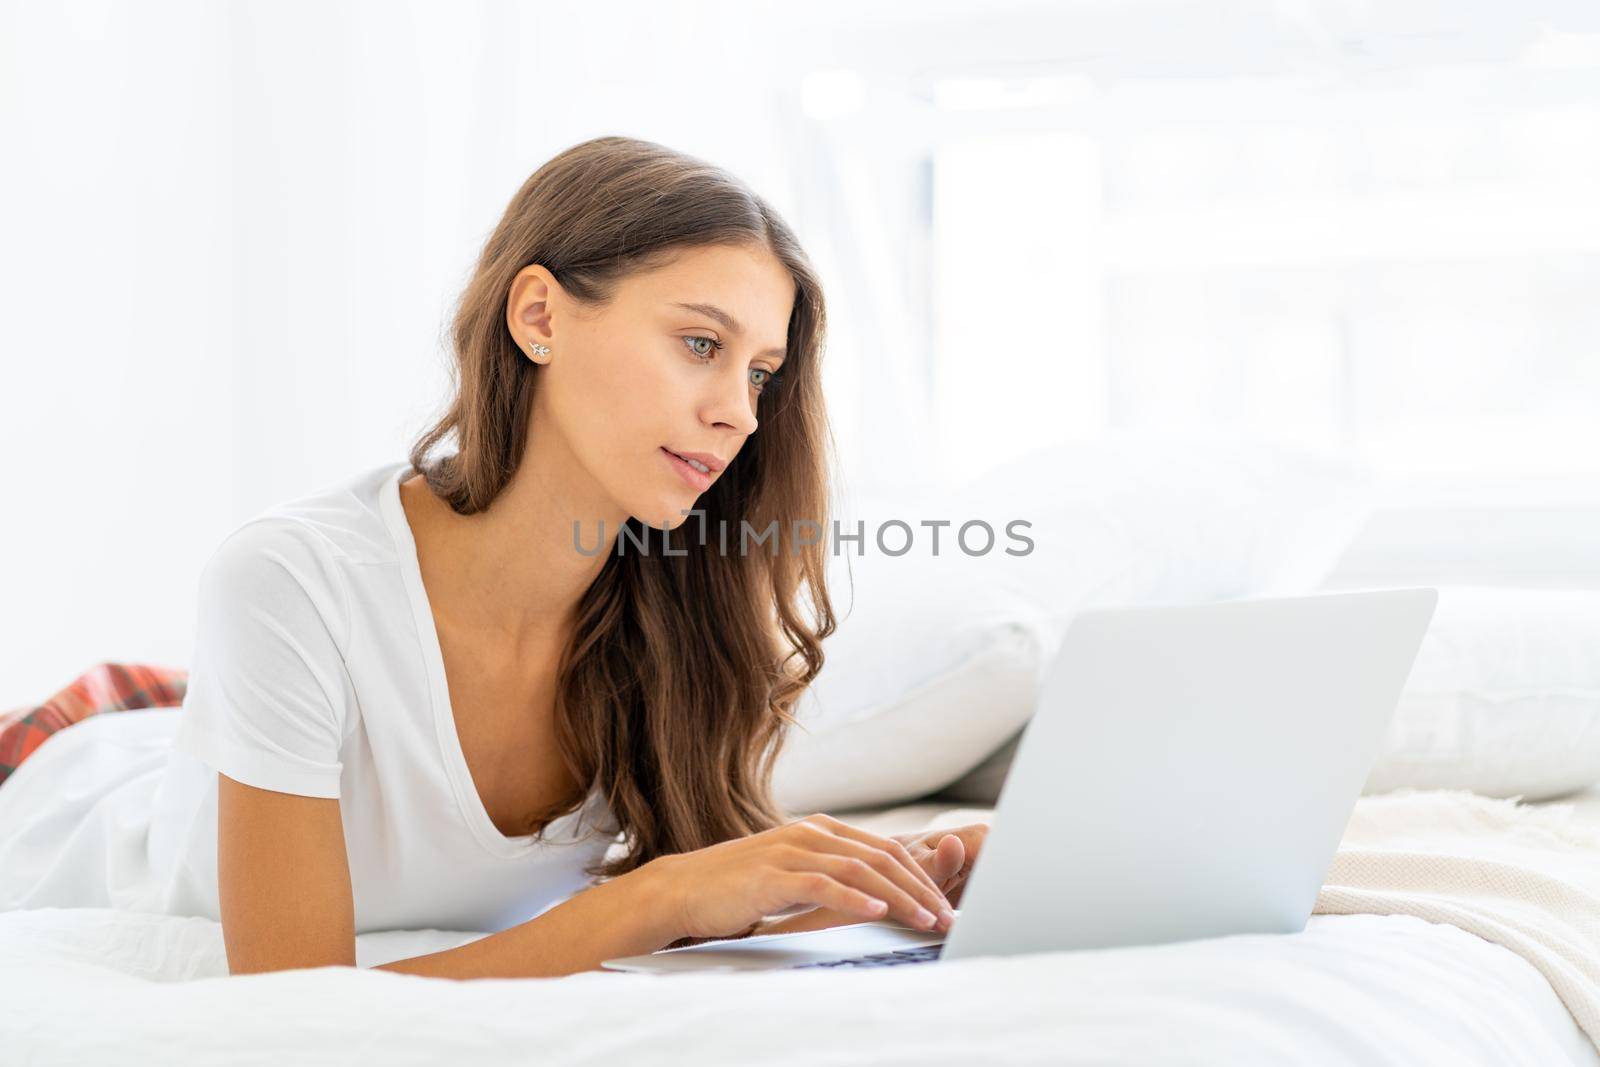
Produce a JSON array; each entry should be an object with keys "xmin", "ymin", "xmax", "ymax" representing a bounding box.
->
[
  {"xmin": 217, "ymin": 770, "xmax": 680, "ymax": 979},
  {"xmin": 373, "ymin": 872, "xmax": 678, "ymax": 979},
  {"xmin": 217, "ymin": 772, "xmax": 357, "ymax": 974}
]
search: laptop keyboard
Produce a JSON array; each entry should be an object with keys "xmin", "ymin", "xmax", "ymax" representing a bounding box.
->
[{"xmin": 791, "ymin": 944, "xmax": 944, "ymax": 969}]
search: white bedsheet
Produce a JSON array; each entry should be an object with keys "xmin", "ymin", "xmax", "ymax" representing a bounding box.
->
[
  {"xmin": 0, "ymin": 907, "xmax": 1592, "ymax": 1065},
  {"xmin": 3, "ymin": 794, "xmax": 1600, "ymax": 1065}
]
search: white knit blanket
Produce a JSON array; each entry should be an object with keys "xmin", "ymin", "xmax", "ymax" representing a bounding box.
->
[{"xmin": 1313, "ymin": 789, "xmax": 1600, "ymax": 1051}]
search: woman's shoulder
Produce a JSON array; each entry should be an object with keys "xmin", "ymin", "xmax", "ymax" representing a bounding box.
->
[{"xmin": 207, "ymin": 460, "xmax": 411, "ymax": 576}]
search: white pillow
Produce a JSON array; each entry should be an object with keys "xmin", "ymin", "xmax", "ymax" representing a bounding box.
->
[
  {"xmin": 1364, "ymin": 585, "xmax": 1600, "ymax": 801},
  {"xmin": 912, "ymin": 430, "xmax": 1375, "ymax": 656},
  {"xmin": 935, "ymin": 728, "xmax": 1023, "ymax": 806},
  {"xmin": 770, "ymin": 550, "xmax": 1050, "ymax": 814},
  {"xmin": 772, "ymin": 433, "xmax": 1375, "ymax": 813},
  {"xmin": 942, "ymin": 585, "xmax": 1600, "ymax": 806}
]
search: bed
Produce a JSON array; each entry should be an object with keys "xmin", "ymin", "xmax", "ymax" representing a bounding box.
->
[
  {"xmin": 3, "ymin": 789, "xmax": 1599, "ymax": 1065},
  {"xmin": 7, "ymin": 439, "xmax": 1600, "ymax": 1063}
]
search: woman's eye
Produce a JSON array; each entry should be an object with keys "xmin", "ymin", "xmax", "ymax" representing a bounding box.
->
[
  {"xmin": 683, "ymin": 335, "xmax": 722, "ymax": 359},
  {"xmin": 683, "ymin": 335, "xmax": 781, "ymax": 394}
]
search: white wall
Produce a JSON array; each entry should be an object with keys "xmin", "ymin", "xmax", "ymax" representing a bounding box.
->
[{"xmin": 0, "ymin": 0, "xmax": 826, "ymax": 706}]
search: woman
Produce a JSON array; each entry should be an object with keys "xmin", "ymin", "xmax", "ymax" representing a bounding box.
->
[{"xmin": 0, "ymin": 135, "xmax": 985, "ymax": 977}]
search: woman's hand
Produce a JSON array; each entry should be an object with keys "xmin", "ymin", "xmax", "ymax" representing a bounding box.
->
[
  {"xmin": 889, "ymin": 822, "xmax": 988, "ymax": 908},
  {"xmin": 749, "ymin": 821, "xmax": 990, "ymax": 938},
  {"xmin": 638, "ymin": 813, "xmax": 958, "ymax": 945}
]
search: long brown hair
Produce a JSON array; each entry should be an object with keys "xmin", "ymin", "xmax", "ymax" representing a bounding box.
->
[{"xmin": 407, "ymin": 135, "xmax": 837, "ymax": 879}]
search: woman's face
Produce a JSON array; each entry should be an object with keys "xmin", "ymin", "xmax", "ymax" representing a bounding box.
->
[{"xmin": 508, "ymin": 242, "xmax": 795, "ymax": 530}]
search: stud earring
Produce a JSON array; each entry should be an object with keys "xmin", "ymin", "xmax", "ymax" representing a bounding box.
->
[{"xmin": 530, "ymin": 342, "xmax": 550, "ymax": 358}]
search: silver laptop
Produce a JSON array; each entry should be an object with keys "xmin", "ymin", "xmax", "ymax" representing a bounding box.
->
[{"xmin": 602, "ymin": 587, "xmax": 1439, "ymax": 974}]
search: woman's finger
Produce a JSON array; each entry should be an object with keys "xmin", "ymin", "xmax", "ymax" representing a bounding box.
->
[
  {"xmin": 804, "ymin": 851, "xmax": 945, "ymax": 932},
  {"xmin": 930, "ymin": 833, "xmax": 965, "ymax": 887},
  {"xmin": 806, "ymin": 819, "xmax": 940, "ymax": 908},
  {"xmin": 778, "ymin": 869, "xmax": 894, "ymax": 922},
  {"xmin": 812, "ymin": 819, "xmax": 947, "ymax": 902},
  {"xmin": 907, "ymin": 824, "xmax": 989, "ymax": 880},
  {"xmin": 892, "ymin": 825, "xmax": 988, "ymax": 902},
  {"xmin": 790, "ymin": 819, "xmax": 947, "ymax": 921},
  {"xmin": 898, "ymin": 833, "xmax": 961, "ymax": 887},
  {"xmin": 802, "ymin": 814, "xmax": 949, "ymax": 908}
]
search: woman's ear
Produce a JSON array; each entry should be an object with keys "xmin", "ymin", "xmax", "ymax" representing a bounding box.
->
[{"xmin": 505, "ymin": 264, "xmax": 558, "ymax": 359}]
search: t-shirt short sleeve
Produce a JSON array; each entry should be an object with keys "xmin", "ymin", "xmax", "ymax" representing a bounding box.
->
[{"xmin": 172, "ymin": 518, "xmax": 352, "ymax": 799}]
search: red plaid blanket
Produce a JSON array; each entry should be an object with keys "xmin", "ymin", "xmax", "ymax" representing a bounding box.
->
[{"xmin": 0, "ymin": 662, "xmax": 188, "ymax": 788}]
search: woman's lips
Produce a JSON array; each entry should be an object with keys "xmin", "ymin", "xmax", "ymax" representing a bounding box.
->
[{"xmin": 662, "ymin": 447, "xmax": 714, "ymax": 491}]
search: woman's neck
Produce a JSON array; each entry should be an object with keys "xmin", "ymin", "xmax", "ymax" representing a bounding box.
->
[{"xmin": 399, "ymin": 448, "xmax": 622, "ymax": 656}]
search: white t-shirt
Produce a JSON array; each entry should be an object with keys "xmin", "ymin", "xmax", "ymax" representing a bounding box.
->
[{"xmin": 0, "ymin": 460, "xmax": 620, "ymax": 934}]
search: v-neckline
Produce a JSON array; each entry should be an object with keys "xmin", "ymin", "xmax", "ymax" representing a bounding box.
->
[{"xmin": 379, "ymin": 462, "xmax": 600, "ymax": 858}]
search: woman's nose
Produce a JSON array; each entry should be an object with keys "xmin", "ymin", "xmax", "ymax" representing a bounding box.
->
[{"xmin": 704, "ymin": 365, "xmax": 760, "ymax": 436}]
